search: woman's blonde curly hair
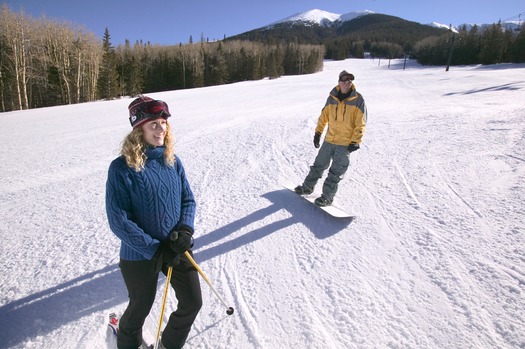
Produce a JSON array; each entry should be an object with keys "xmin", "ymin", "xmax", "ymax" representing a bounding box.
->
[{"xmin": 120, "ymin": 123, "xmax": 175, "ymax": 171}]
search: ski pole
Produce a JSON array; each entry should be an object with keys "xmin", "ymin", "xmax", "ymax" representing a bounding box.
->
[
  {"xmin": 184, "ymin": 251, "xmax": 234, "ymax": 316},
  {"xmin": 154, "ymin": 266, "xmax": 173, "ymax": 349}
]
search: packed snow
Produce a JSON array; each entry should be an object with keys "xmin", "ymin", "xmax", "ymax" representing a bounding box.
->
[{"xmin": 0, "ymin": 58, "xmax": 524, "ymax": 349}]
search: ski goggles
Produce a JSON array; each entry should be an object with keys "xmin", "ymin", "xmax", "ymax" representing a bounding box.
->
[{"xmin": 130, "ymin": 100, "xmax": 171, "ymax": 127}]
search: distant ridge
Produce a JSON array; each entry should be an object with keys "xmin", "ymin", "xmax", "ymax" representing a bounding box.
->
[{"xmin": 263, "ymin": 8, "xmax": 520, "ymax": 34}]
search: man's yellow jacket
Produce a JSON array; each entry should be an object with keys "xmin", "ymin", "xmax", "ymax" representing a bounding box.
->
[{"xmin": 315, "ymin": 84, "xmax": 367, "ymax": 146}]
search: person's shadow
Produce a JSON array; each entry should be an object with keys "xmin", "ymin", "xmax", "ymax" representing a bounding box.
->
[
  {"xmin": 193, "ymin": 189, "xmax": 354, "ymax": 263},
  {"xmin": 0, "ymin": 189, "xmax": 353, "ymax": 347}
]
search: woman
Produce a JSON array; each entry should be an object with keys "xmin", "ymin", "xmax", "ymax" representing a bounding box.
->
[{"xmin": 106, "ymin": 96, "xmax": 202, "ymax": 349}]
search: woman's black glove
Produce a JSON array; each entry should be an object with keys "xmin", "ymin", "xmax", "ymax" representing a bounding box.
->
[
  {"xmin": 169, "ymin": 226, "xmax": 194, "ymax": 254},
  {"xmin": 155, "ymin": 240, "xmax": 180, "ymax": 272},
  {"xmin": 161, "ymin": 240, "xmax": 180, "ymax": 266}
]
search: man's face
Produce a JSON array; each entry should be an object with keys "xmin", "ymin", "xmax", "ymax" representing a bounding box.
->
[{"xmin": 339, "ymin": 76, "xmax": 352, "ymax": 93}]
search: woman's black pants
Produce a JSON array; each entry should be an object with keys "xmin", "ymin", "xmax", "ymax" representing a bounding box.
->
[{"xmin": 117, "ymin": 254, "xmax": 202, "ymax": 349}]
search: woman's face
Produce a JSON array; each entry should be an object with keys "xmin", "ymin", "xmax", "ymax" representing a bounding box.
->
[{"xmin": 142, "ymin": 118, "xmax": 168, "ymax": 147}]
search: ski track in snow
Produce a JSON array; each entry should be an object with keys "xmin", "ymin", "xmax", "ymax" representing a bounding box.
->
[{"xmin": 1, "ymin": 59, "xmax": 524, "ymax": 349}]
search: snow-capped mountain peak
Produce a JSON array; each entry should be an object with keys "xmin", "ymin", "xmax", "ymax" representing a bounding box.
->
[
  {"xmin": 339, "ymin": 10, "xmax": 375, "ymax": 22},
  {"xmin": 280, "ymin": 9, "xmax": 340, "ymax": 24},
  {"xmin": 429, "ymin": 22, "xmax": 459, "ymax": 33},
  {"xmin": 429, "ymin": 20, "xmax": 520, "ymax": 34},
  {"xmin": 267, "ymin": 8, "xmax": 520, "ymax": 33},
  {"xmin": 271, "ymin": 9, "xmax": 374, "ymax": 26}
]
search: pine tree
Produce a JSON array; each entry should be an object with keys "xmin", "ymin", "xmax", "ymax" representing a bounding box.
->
[
  {"xmin": 479, "ymin": 22, "xmax": 505, "ymax": 65},
  {"xmin": 513, "ymin": 27, "xmax": 525, "ymax": 63},
  {"xmin": 97, "ymin": 27, "xmax": 119, "ymax": 100},
  {"xmin": 266, "ymin": 50, "xmax": 279, "ymax": 79},
  {"xmin": 205, "ymin": 43, "xmax": 228, "ymax": 85},
  {"xmin": 118, "ymin": 40, "xmax": 143, "ymax": 97}
]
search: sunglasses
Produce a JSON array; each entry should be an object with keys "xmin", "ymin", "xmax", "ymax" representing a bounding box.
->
[
  {"xmin": 130, "ymin": 100, "xmax": 171, "ymax": 126},
  {"xmin": 339, "ymin": 78, "xmax": 352, "ymax": 83}
]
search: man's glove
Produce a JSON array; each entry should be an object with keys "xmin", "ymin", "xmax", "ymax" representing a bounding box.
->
[
  {"xmin": 348, "ymin": 143, "xmax": 360, "ymax": 153},
  {"xmin": 169, "ymin": 226, "xmax": 194, "ymax": 254},
  {"xmin": 313, "ymin": 133, "xmax": 321, "ymax": 148}
]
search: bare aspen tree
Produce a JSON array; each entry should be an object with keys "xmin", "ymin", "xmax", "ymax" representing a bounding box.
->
[
  {"xmin": 81, "ymin": 34, "xmax": 102, "ymax": 102},
  {"xmin": 74, "ymin": 37, "xmax": 82, "ymax": 103},
  {"xmin": 1, "ymin": 6, "xmax": 31, "ymax": 110},
  {"xmin": 44, "ymin": 21, "xmax": 75, "ymax": 104}
]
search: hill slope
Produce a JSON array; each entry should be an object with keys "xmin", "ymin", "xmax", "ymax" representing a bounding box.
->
[{"xmin": 1, "ymin": 59, "xmax": 524, "ymax": 348}]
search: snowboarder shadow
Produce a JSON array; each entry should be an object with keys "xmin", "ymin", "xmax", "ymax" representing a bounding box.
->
[{"xmin": 193, "ymin": 189, "xmax": 353, "ymax": 263}]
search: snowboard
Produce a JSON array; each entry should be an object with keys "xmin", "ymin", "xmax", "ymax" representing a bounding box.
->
[{"xmin": 283, "ymin": 185, "xmax": 354, "ymax": 218}]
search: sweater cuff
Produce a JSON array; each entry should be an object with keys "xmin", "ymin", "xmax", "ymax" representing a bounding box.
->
[
  {"xmin": 145, "ymin": 241, "xmax": 161, "ymax": 260},
  {"xmin": 175, "ymin": 225, "xmax": 194, "ymax": 235}
]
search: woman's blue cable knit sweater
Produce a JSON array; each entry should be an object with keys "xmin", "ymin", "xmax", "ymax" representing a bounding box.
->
[{"xmin": 105, "ymin": 146, "xmax": 196, "ymax": 261}]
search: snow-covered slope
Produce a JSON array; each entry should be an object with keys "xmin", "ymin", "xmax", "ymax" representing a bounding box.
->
[{"xmin": 1, "ymin": 58, "xmax": 524, "ymax": 349}]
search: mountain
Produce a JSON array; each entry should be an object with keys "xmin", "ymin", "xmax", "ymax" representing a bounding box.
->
[
  {"xmin": 227, "ymin": 9, "xmax": 447, "ymax": 40},
  {"xmin": 226, "ymin": 9, "xmax": 521, "ymax": 52},
  {"xmin": 430, "ymin": 21, "xmax": 521, "ymax": 33},
  {"xmin": 265, "ymin": 8, "xmax": 519, "ymax": 34},
  {"xmin": 268, "ymin": 9, "xmax": 374, "ymax": 27},
  {"xmin": 226, "ymin": 10, "xmax": 449, "ymax": 58}
]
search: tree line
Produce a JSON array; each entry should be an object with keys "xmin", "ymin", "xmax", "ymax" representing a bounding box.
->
[
  {"xmin": 109, "ymin": 36, "xmax": 324, "ymax": 100},
  {"xmin": 414, "ymin": 22, "xmax": 525, "ymax": 66},
  {"xmin": 323, "ymin": 17, "xmax": 525, "ymax": 65},
  {"xmin": 0, "ymin": 6, "xmax": 324, "ymax": 112},
  {"xmin": 324, "ymin": 14, "xmax": 447, "ymax": 60}
]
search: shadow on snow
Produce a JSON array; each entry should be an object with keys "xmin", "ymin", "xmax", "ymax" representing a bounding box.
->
[
  {"xmin": 0, "ymin": 189, "xmax": 353, "ymax": 347},
  {"xmin": 444, "ymin": 81, "xmax": 525, "ymax": 95},
  {"xmin": 0, "ymin": 264, "xmax": 125, "ymax": 347},
  {"xmin": 193, "ymin": 189, "xmax": 353, "ymax": 262}
]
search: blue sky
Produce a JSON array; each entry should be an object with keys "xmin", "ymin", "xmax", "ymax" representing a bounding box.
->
[{"xmin": 3, "ymin": 0, "xmax": 524, "ymax": 45}]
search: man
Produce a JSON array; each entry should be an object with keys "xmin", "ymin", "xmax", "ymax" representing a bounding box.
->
[{"xmin": 295, "ymin": 70, "xmax": 367, "ymax": 206}]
